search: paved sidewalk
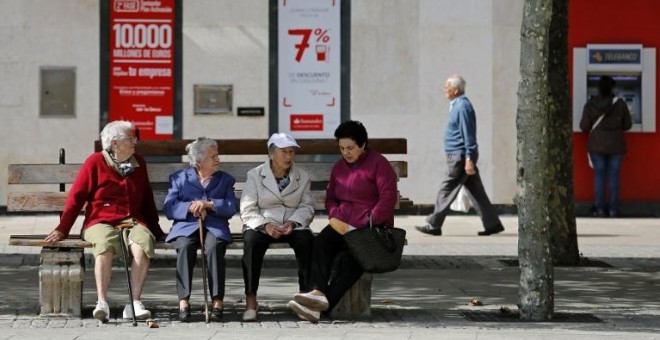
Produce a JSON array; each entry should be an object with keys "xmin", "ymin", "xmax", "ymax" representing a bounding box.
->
[
  {"xmin": 0, "ymin": 213, "xmax": 658, "ymax": 339},
  {"xmin": 3, "ymin": 214, "xmax": 660, "ymax": 258}
]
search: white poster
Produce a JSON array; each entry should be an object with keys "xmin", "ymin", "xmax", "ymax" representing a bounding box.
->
[{"xmin": 278, "ymin": 0, "xmax": 341, "ymax": 138}]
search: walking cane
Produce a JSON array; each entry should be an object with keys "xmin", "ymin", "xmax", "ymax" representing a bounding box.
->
[
  {"xmin": 116, "ymin": 222, "xmax": 138, "ymax": 326},
  {"xmin": 198, "ymin": 217, "xmax": 210, "ymax": 323}
]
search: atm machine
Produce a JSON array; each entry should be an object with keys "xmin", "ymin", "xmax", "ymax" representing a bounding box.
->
[{"xmin": 573, "ymin": 44, "xmax": 656, "ymax": 132}]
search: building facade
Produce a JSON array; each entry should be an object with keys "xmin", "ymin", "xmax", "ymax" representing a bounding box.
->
[{"xmin": 0, "ymin": 0, "xmax": 657, "ymax": 209}]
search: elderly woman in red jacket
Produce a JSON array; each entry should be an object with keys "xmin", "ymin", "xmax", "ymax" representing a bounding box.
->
[
  {"xmin": 44, "ymin": 120, "xmax": 165, "ymax": 323},
  {"xmin": 287, "ymin": 120, "xmax": 398, "ymax": 322}
]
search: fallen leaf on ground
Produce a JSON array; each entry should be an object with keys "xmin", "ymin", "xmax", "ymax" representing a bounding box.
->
[
  {"xmin": 146, "ymin": 319, "xmax": 160, "ymax": 328},
  {"xmin": 468, "ymin": 298, "xmax": 483, "ymax": 306},
  {"xmin": 499, "ymin": 306, "xmax": 512, "ymax": 314}
]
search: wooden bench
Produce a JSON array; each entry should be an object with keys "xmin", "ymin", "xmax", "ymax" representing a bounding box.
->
[{"xmin": 7, "ymin": 138, "xmax": 409, "ymax": 319}]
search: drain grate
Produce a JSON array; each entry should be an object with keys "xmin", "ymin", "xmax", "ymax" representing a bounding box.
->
[
  {"xmin": 460, "ymin": 311, "xmax": 603, "ymax": 323},
  {"xmin": 499, "ymin": 258, "xmax": 613, "ymax": 268}
]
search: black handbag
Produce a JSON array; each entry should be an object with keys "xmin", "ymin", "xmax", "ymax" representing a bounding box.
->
[{"xmin": 343, "ymin": 215, "xmax": 406, "ymax": 273}]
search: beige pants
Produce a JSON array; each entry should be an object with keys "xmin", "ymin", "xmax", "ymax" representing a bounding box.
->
[{"xmin": 82, "ymin": 218, "xmax": 156, "ymax": 258}]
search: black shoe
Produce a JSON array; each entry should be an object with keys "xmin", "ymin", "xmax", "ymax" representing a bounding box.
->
[
  {"xmin": 609, "ymin": 209, "xmax": 621, "ymax": 218},
  {"xmin": 210, "ymin": 307, "xmax": 223, "ymax": 321},
  {"xmin": 415, "ymin": 225, "xmax": 442, "ymax": 236},
  {"xmin": 593, "ymin": 209, "xmax": 607, "ymax": 218},
  {"xmin": 178, "ymin": 308, "xmax": 191, "ymax": 322},
  {"xmin": 478, "ymin": 224, "xmax": 504, "ymax": 236}
]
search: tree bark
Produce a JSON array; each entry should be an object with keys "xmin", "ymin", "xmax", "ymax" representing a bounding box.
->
[
  {"xmin": 516, "ymin": 0, "xmax": 555, "ymax": 321},
  {"xmin": 547, "ymin": 0, "xmax": 579, "ymax": 265}
]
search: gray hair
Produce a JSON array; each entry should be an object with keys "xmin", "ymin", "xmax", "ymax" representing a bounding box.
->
[
  {"xmin": 100, "ymin": 120, "xmax": 135, "ymax": 151},
  {"xmin": 186, "ymin": 137, "xmax": 218, "ymax": 167},
  {"xmin": 447, "ymin": 74, "xmax": 466, "ymax": 94},
  {"xmin": 267, "ymin": 144, "xmax": 297, "ymax": 160},
  {"xmin": 267, "ymin": 144, "xmax": 278, "ymax": 157}
]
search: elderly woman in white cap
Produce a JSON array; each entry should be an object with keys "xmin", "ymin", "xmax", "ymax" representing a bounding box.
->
[{"xmin": 239, "ymin": 132, "xmax": 315, "ymax": 321}]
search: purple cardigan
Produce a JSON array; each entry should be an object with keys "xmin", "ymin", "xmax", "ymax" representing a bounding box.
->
[{"xmin": 325, "ymin": 148, "xmax": 398, "ymax": 228}]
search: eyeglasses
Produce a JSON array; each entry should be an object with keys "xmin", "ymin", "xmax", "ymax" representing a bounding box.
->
[{"xmin": 115, "ymin": 136, "xmax": 138, "ymax": 143}]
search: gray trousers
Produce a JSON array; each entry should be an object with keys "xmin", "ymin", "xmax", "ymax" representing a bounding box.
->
[
  {"xmin": 426, "ymin": 153, "xmax": 502, "ymax": 230},
  {"xmin": 173, "ymin": 233, "xmax": 227, "ymax": 301}
]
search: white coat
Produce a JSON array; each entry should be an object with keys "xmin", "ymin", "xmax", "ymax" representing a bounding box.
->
[{"xmin": 240, "ymin": 160, "xmax": 314, "ymax": 230}]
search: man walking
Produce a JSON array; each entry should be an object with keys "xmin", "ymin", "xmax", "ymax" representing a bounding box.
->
[{"xmin": 416, "ymin": 75, "xmax": 504, "ymax": 236}]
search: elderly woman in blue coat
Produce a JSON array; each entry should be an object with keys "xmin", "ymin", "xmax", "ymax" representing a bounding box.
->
[{"xmin": 164, "ymin": 137, "xmax": 238, "ymax": 322}]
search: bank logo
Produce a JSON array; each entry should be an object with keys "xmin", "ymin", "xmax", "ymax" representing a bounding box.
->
[
  {"xmin": 589, "ymin": 49, "xmax": 640, "ymax": 65},
  {"xmin": 291, "ymin": 114, "xmax": 324, "ymax": 131}
]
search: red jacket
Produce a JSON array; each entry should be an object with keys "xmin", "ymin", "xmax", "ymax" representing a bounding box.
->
[
  {"xmin": 56, "ymin": 152, "xmax": 164, "ymax": 240},
  {"xmin": 325, "ymin": 149, "xmax": 398, "ymax": 228}
]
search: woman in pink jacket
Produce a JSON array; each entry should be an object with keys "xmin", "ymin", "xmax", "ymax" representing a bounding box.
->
[{"xmin": 287, "ymin": 120, "xmax": 398, "ymax": 322}]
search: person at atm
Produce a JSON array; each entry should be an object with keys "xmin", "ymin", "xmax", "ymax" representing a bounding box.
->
[{"xmin": 580, "ymin": 75, "xmax": 632, "ymax": 218}]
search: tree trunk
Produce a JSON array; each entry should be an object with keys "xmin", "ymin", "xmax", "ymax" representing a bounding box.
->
[
  {"xmin": 516, "ymin": 0, "xmax": 555, "ymax": 321},
  {"xmin": 547, "ymin": 0, "xmax": 579, "ymax": 265}
]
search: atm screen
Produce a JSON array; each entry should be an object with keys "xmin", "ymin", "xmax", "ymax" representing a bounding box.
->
[{"xmin": 587, "ymin": 75, "xmax": 642, "ymax": 125}]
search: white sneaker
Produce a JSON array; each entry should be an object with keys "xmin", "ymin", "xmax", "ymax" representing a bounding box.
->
[
  {"xmin": 93, "ymin": 301, "xmax": 110, "ymax": 323},
  {"xmin": 287, "ymin": 300, "xmax": 320, "ymax": 323},
  {"xmin": 242, "ymin": 309, "xmax": 257, "ymax": 322},
  {"xmin": 122, "ymin": 300, "xmax": 151, "ymax": 320},
  {"xmin": 293, "ymin": 292, "xmax": 329, "ymax": 311}
]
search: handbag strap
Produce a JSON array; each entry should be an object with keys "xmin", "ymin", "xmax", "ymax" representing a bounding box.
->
[
  {"xmin": 590, "ymin": 114, "xmax": 605, "ymax": 133},
  {"xmin": 590, "ymin": 97, "xmax": 620, "ymax": 133}
]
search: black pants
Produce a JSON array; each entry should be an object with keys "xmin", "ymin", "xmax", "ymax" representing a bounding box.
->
[
  {"xmin": 173, "ymin": 232, "xmax": 227, "ymax": 301},
  {"xmin": 309, "ymin": 226, "xmax": 364, "ymax": 311},
  {"xmin": 242, "ymin": 228, "xmax": 314, "ymax": 295}
]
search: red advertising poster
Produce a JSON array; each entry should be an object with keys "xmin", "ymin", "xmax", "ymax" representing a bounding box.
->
[{"xmin": 109, "ymin": 0, "xmax": 174, "ymax": 140}]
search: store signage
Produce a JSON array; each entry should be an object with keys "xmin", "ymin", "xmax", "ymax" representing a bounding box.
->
[
  {"xmin": 109, "ymin": 0, "xmax": 175, "ymax": 140},
  {"xmin": 278, "ymin": 0, "xmax": 340, "ymax": 137}
]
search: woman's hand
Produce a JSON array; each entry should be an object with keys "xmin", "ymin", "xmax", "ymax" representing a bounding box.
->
[
  {"xmin": 280, "ymin": 221, "xmax": 295, "ymax": 236},
  {"xmin": 189, "ymin": 201, "xmax": 208, "ymax": 219},
  {"xmin": 264, "ymin": 223, "xmax": 284, "ymax": 239},
  {"xmin": 44, "ymin": 230, "xmax": 65, "ymax": 243},
  {"xmin": 203, "ymin": 200, "xmax": 215, "ymax": 211}
]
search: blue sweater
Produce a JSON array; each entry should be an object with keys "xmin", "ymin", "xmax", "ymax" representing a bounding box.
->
[{"xmin": 443, "ymin": 95, "xmax": 478, "ymax": 158}]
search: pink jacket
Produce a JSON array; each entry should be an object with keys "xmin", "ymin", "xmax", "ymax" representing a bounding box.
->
[{"xmin": 325, "ymin": 149, "xmax": 398, "ymax": 228}]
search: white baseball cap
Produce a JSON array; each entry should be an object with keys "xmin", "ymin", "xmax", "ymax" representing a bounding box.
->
[{"xmin": 267, "ymin": 132, "xmax": 300, "ymax": 149}]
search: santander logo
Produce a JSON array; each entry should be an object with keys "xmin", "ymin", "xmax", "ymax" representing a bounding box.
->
[{"xmin": 290, "ymin": 114, "xmax": 324, "ymax": 131}]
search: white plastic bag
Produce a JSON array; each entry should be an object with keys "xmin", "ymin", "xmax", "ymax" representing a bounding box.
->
[{"xmin": 450, "ymin": 186, "xmax": 472, "ymax": 212}]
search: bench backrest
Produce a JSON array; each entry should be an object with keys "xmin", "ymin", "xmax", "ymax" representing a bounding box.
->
[{"xmin": 7, "ymin": 139, "xmax": 408, "ymax": 213}]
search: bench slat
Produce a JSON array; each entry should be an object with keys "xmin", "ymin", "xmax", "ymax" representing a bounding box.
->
[
  {"xmin": 7, "ymin": 193, "xmax": 71, "ymax": 212},
  {"xmin": 8, "ymin": 190, "xmax": 403, "ymax": 212},
  {"xmin": 9, "ymin": 234, "xmax": 293, "ymax": 250},
  {"xmin": 94, "ymin": 138, "xmax": 408, "ymax": 155},
  {"xmin": 8, "ymin": 164, "xmax": 82, "ymax": 184},
  {"xmin": 8, "ymin": 161, "xmax": 407, "ymax": 185}
]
